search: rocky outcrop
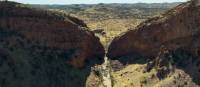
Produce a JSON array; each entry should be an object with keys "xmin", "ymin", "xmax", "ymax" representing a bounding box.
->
[
  {"xmin": 0, "ymin": 1, "xmax": 105, "ymax": 87},
  {"xmin": 107, "ymin": 1, "xmax": 200, "ymax": 59},
  {"xmin": 145, "ymin": 46, "xmax": 174, "ymax": 80}
]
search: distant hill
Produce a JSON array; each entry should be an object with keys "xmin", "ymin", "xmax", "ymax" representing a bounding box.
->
[{"xmin": 30, "ymin": 2, "xmax": 181, "ymax": 20}]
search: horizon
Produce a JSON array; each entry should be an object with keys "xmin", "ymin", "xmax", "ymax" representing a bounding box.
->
[{"xmin": 9, "ymin": 0, "xmax": 187, "ymax": 5}]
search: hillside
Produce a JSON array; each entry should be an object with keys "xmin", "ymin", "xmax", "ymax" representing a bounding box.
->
[
  {"xmin": 0, "ymin": 1, "xmax": 104, "ymax": 87},
  {"xmin": 31, "ymin": 3, "xmax": 181, "ymax": 20}
]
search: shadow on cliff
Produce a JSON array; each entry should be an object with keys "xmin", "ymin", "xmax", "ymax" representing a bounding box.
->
[
  {"xmin": 109, "ymin": 54, "xmax": 148, "ymax": 65},
  {"xmin": 0, "ymin": 46, "xmax": 104, "ymax": 87},
  {"xmin": 171, "ymin": 48, "xmax": 200, "ymax": 85}
]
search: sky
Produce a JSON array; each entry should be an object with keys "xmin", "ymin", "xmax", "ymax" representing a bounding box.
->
[{"xmin": 9, "ymin": 0, "xmax": 187, "ymax": 4}]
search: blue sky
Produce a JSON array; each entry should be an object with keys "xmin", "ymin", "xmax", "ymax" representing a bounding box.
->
[{"xmin": 10, "ymin": 0, "xmax": 187, "ymax": 4}]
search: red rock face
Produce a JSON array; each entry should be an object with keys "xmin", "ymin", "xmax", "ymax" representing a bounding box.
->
[
  {"xmin": 108, "ymin": 2, "xmax": 200, "ymax": 59},
  {"xmin": 0, "ymin": 2, "xmax": 105, "ymax": 68}
]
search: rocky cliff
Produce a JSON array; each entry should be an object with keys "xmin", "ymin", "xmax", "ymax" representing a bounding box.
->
[
  {"xmin": 108, "ymin": 1, "xmax": 200, "ymax": 59},
  {"xmin": 106, "ymin": 1, "xmax": 200, "ymax": 86},
  {"xmin": 0, "ymin": 1, "xmax": 105, "ymax": 68},
  {"xmin": 0, "ymin": 1, "xmax": 104, "ymax": 87}
]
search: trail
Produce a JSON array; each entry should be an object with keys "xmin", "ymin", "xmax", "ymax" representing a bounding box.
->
[
  {"xmin": 97, "ymin": 23, "xmax": 112, "ymax": 87},
  {"xmin": 101, "ymin": 55, "xmax": 112, "ymax": 87}
]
